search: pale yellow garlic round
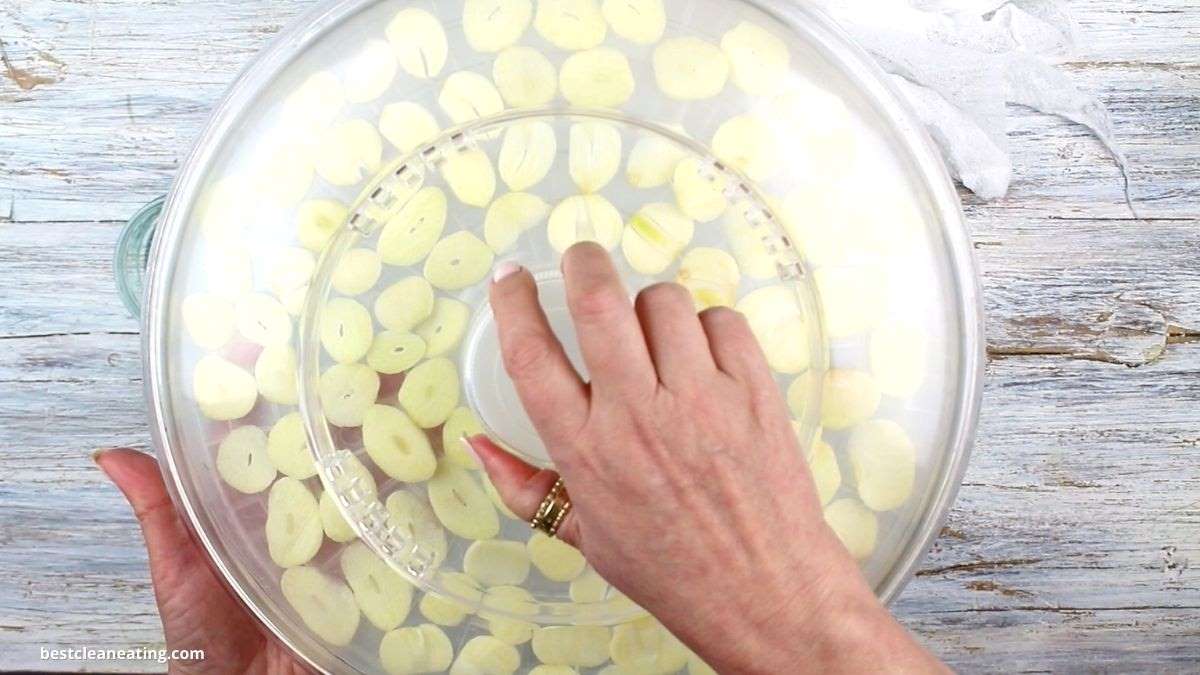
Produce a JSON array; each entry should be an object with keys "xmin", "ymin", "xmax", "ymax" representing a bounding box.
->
[
  {"xmin": 464, "ymin": 0, "xmax": 533, "ymax": 52},
  {"xmin": 601, "ymin": 0, "xmax": 666, "ymax": 45},
  {"xmin": 721, "ymin": 21, "xmax": 791, "ymax": 95},
  {"xmin": 493, "ymin": 46, "xmax": 558, "ymax": 108},
  {"xmin": 653, "ymin": 37, "xmax": 729, "ymax": 101},
  {"xmin": 439, "ymin": 71, "xmax": 505, "ymax": 125},
  {"xmin": 379, "ymin": 102, "xmax": 441, "ymax": 155},
  {"xmin": 386, "ymin": 8, "xmax": 447, "ymax": 79},
  {"xmin": 559, "ymin": 48, "xmax": 635, "ymax": 108},
  {"xmin": 847, "ymin": 419, "xmax": 916, "ymax": 512},
  {"xmin": 534, "ymin": 0, "xmax": 607, "ymax": 51},
  {"xmin": 823, "ymin": 498, "xmax": 877, "ymax": 560}
]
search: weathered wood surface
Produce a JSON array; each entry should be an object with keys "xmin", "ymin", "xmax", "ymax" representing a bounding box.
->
[{"xmin": 0, "ymin": 0, "xmax": 1198, "ymax": 672}]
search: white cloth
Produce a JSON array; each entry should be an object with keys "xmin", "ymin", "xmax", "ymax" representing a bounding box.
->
[{"xmin": 812, "ymin": 0, "xmax": 1129, "ymax": 201}]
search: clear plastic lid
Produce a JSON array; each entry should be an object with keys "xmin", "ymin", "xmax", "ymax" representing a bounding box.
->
[{"xmin": 145, "ymin": 0, "xmax": 982, "ymax": 672}]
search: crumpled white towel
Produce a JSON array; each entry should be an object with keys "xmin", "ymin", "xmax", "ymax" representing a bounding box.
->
[{"xmin": 811, "ymin": 0, "xmax": 1130, "ymax": 202}]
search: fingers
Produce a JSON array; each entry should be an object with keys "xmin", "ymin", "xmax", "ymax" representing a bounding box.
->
[
  {"xmin": 490, "ymin": 262, "xmax": 590, "ymax": 442},
  {"xmin": 561, "ymin": 243, "xmax": 656, "ymax": 395},
  {"xmin": 465, "ymin": 435, "xmax": 582, "ymax": 549},
  {"xmin": 634, "ymin": 283, "xmax": 716, "ymax": 386},
  {"xmin": 698, "ymin": 307, "xmax": 776, "ymax": 388}
]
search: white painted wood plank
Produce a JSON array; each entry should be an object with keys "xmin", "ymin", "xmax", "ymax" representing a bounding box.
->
[
  {"xmin": 0, "ymin": 0, "xmax": 1198, "ymax": 671},
  {"xmin": 0, "ymin": 0, "xmax": 1197, "ymax": 221}
]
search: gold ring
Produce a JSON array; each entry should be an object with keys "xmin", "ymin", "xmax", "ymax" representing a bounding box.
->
[{"xmin": 530, "ymin": 477, "xmax": 572, "ymax": 538}]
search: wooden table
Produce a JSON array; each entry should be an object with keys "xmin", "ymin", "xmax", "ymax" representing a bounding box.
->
[{"xmin": 1, "ymin": 0, "xmax": 1197, "ymax": 671}]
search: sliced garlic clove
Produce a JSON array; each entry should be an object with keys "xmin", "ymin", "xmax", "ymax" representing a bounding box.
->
[
  {"xmin": 451, "ymin": 635, "xmax": 522, "ymax": 675},
  {"xmin": 465, "ymin": 539, "xmax": 532, "ymax": 587},
  {"xmin": 254, "ymin": 343, "xmax": 299, "ymax": 406},
  {"xmin": 711, "ymin": 114, "xmax": 779, "ymax": 181},
  {"xmin": 317, "ymin": 363, "xmax": 380, "ymax": 428},
  {"xmin": 331, "ymin": 248, "xmax": 382, "ymax": 296},
  {"xmin": 423, "ymin": 231, "xmax": 495, "ymax": 291},
  {"xmin": 527, "ymin": 532, "xmax": 586, "ymax": 582},
  {"xmin": 568, "ymin": 567, "xmax": 609, "ymax": 603},
  {"xmin": 735, "ymin": 286, "xmax": 810, "ymax": 374},
  {"xmin": 721, "ymin": 21, "xmax": 790, "ymax": 95},
  {"xmin": 442, "ymin": 407, "xmax": 485, "ymax": 469},
  {"xmin": 182, "ymin": 293, "xmax": 236, "ymax": 350},
  {"xmin": 498, "ymin": 121, "xmax": 557, "ymax": 192},
  {"xmin": 314, "ymin": 119, "xmax": 383, "ymax": 187},
  {"xmin": 380, "ymin": 623, "xmax": 455, "ymax": 675},
  {"xmin": 374, "ymin": 276, "xmax": 436, "ymax": 332},
  {"xmin": 534, "ymin": 0, "xmax": 607, "ymax": 51},
  {"xmin": 419, "ymin": 571, "xmax": 482, "ymax": 627},
  {"xmin": 532, "ymin": 625, "xmax": 612, "ymax": 668},
  {"xmin": 320, "ymin": 298, "xmax": 374, "ymax": 364},
  {"xmin": 267, "ymin": 412, "xmax": 316, "ymax": 479},
  {"xmin": 386, "ymin": 490, "xmax": 449, "ymax": 567},
  {"xmin": 601, "ymin": 0, "xmax": 666, "ymax": 45},
  {"xmin": 340, "ymin": 540, "xmax": 414, "ymax": 631},
  {"xmin": 547, "ymin": 194, "xmax": 624, "ymax": 252},
  {"xmin": 621, "ymin": 202, "xmax": 694, "ymax": 275},
  {"xmin": 379, "ymin": 102, "xmax": 442, "ymax": 155},
  {"xmin": 216, "ymin": 426, "xmax": 275, "ymax": 494},
  {"xmin": 367, "ymin": 331, "xmax": 427, "ymax": 375},
  {"xmin": 266, "ymin": 477, "xmax": 324, "ymax": 568},
  {"xmin": 823, "ymin": 498, "xmax": 877, "ymax": 560},
  {"xmin": 609, "ymin": 616, "xmax": 689, "ymax": 673},
  {"xmin": 625, "ymin": 135, "xmax": 687, "ymax": 189},
  {"xmin": 848, "ymin": 419, "xmax": 916, "ymax": 512},
  {"xmin": 653, "ymin": 37, "xmax": 729, "ymax": 101},
  {"xmin": 675, "ymin": 247, "xmax": 740, "ymax": 310},
  {"xmin": 465, "ymin": 0, "xmax": 534, "ymax": 52},
  {"xmin": 320, "ymin": 489, "xmax": 358, "ymax": 543},
  {"xmin": 235, "ymin": 293, "xmax": 293, "ymax": 347},
  {"xmin": 364, "ymin": 404, "xmax": 438, "ymax": 482},
  {"xmin": 386, "ymin": 9, "xmax": 448, "ymax": 79},
  {"xmin": 398, "ymin": 357, "xmax": 461, "ymax": 429},
  {"xmin": 443, "ymin": 149, "xmax": 497, "ymax": 208},
  {"xmin": 428, "ymin": 460, "xmax": 499, "ymax": 540},
  {"xmin": 484, "ymin": 192, "xmax": 552, "ymax": 253},
  {"xmin": 439, "ymin": 71, "xmax": 506, "ymax": 125},
  {"xmin": 671, "ymin": 157, "xmax": 728, "ymax": 223},
  {"xmin": 808, "ymin": 437, "xmax": 841, "ymax": 506},
  {"xmin": 297, "ymin": 199, "xmax": 349, "ymax": 253},
  {"xmin": 483, "ymin": 585, "xmax": 537, "ymax": 645},
  {"xmin": 559, "ymin": 47, "xmax": 635, "ymax": 108},
  {"xmin": 493, "ymin": 46, "xmax": 558, "ymax": 108},
  {"xmin": 280, "ymin": 566, "xmax": 360, "ymax": 646},
  {"xmin": 377, "ymin": 187, "xmax": 449, "ymax": 267},
  {"xmin": 415, "ymin": 297, "xmax": 471, "ymax": 357},
  {"xmin": 193, "ymin": 354, "xmax": 258, "ymax": 421},
  {"xmin": 569, "ymin": 121, "xmax": 623, "ymax": 193}
]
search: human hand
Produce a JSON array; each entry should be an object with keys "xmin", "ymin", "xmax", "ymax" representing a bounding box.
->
[
  {"xmin": 95, "ymin": 448, "xmax": 310, "ymax": 675},
  {"xmin": 468, "ymin": 243, "xmax": 945, "ymax": 674}
]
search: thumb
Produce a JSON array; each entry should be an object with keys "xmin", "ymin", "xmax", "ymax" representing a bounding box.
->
[
  {"xmin": 94, "ymin": 448, "xmax": 266, "ymax": 662},
  {"xmin": 94, "ymin": 448, "xmax": 228, "ymax": 613},
  {"xmin": 465, "ymin": 435, "xmax": 583, "ymax": 549},
  {"xmin": 94, "ymin": 448, "xmax": 197, "ymax": 568}
]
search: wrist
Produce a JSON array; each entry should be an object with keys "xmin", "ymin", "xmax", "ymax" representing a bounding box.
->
[{"xmin": 681, "ymin": 542, "xmax": 942, "ymax": 674}]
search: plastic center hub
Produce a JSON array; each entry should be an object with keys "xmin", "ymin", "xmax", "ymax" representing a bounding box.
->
[{"xmin": 461, "ymin": 269, "xmax": 589, "ymax": 467}]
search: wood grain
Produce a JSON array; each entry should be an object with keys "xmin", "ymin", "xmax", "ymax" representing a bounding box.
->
[{"xmin": 0, "ymin": 0, "xmax": 1198, "ymax": 672}]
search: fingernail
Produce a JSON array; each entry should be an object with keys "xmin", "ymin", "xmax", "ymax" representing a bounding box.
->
[
  {"xmin": 460, "ymin": 434, "xmax": 485, "ymax": 468},
  {"xmin": 92, "ymin": 447, "xmax": 118, "ymax": 465},
  {"xmin": 493, "ymin": 261, "xmax": 522, "ymax": 283}
]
